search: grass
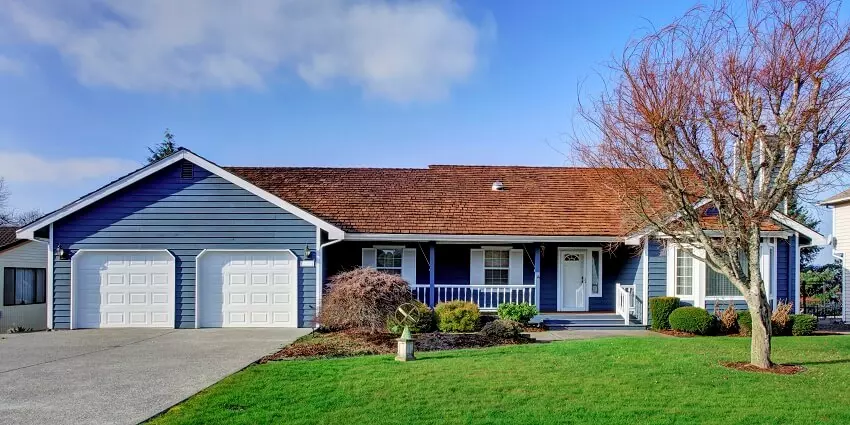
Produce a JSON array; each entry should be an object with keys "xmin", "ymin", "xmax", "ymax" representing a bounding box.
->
[{"xmin": 149, "ymin": 335, "xmax": 850, "ymax": 425}]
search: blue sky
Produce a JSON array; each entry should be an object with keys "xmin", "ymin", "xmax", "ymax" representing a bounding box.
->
[{"xmin": 0, "ymin": 0, "xmax": 844, "ymax": 263}]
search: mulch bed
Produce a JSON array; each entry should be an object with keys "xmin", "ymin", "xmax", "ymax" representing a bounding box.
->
[
  {"xmin": 721, "ymin": 362, "xmax": 806, "ymax": 375},
  {"xmin": 654, "ymin": 329, "xmax": 699, "ymax": 337},
  {"xmin": 259, "ymin": 329, "xmax": 533, "ymax": 362}
]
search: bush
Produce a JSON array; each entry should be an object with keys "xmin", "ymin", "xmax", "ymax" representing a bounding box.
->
[
  {"xmin": 669, "ymin": 306, "xmax": 714, "ymax": 335},
  {"xmin": 317, "ymin": 268, "xmax": 413, "ymax": 332},
  {"xmin": 715, "ymin": 303, "xmax": 739, "ymax": 335},
  {"xmin": 386, "ymin": 301, "xmax": 436, "ymax": 334},
  {"xmin": 649, "ymin": 297, "xmax": 680, "ymax": 330},
  {"xmin": 791, "ymin": 314, "xmax": 818, "ymax": 336},
  {"xmin": 435, "ymin": 301, "xmax": 481, "ymax": 332},
  {"xmin": 737, "ymin": 312, "xmax": 753, "ymax": 336},
  {"xmin": 480, "ymin": 319, "xmax": 524, "ymax": 339},
  {"xmin": 771, "ymin": 300, "xmax": 794, "ymax": 336},
  {"xmin": 496, "ymin": 302, "xmax": 539, "ymax": 325}
]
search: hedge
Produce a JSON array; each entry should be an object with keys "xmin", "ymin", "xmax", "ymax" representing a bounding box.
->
[
  {"xmin": 435, "ymin": 301, "xmax": 481, "ymax": 332},
  {"xmin": 496, "ymin": 302, "xmax": 539, "ymax": 325},
  {"xmin": 791, "ymin": 314, "xmax": 818, "ymax": 336},
  {"xmin": 669, "ymin": 306, "xmax": 715, "ymax": 335},
  {"xmin": 649, "ymin": 297, "xmax": 680, "ymax": 330},
  {"xmin": 737, "ymin": 312, "xmax": 753, "ymax": 336}
]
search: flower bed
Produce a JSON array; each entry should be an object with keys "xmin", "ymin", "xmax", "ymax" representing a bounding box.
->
[{"xmin": 259, "ymin": 329, "xmax": 533, "ymax": 362}]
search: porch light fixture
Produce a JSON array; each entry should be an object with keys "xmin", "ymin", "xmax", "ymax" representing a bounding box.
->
[
  {"xmin": 55, "ymin": 245, "xmax": 70, "ymax": 260},
  {"xmin": 304, "ymin": 245, "xmax": 313, "ymax": 259}
]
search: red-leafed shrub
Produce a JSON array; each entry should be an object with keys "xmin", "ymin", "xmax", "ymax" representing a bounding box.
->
[{"xmin": 317, "ymin": 268, "xmax": 413, "ymax": 332}]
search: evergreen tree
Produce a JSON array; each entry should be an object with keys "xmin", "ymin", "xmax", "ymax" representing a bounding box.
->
[
  {"xmin": 147, "ymin": 128, "xmax": 179, "ymax": 163},
  {"xmin": 786, "ymin": 196, "xmax": 822, "ymax": 268}
]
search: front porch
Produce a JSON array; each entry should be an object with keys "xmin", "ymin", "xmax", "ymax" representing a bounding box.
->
[{"xmin": 323, "ymin": 240, "xmax": 647, "ymax": 326}]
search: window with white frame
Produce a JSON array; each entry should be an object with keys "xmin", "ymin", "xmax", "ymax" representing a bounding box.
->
[
  {"xmin": 589, "ymin": 249, "xmax": 602, "ymax": 297},
  {"xmin": 484, "ymin": 249, "xmax": 510, "ymax": 285},
  {"xmin": 706, "ymin": 266, "xmax": 742, "ymax": 297},
  {"xmin": 675, "ymin": 248, "xmax": 694, "ymax": 296},
  {"xmin": 3, "ymin": 268, "xmax": 46, "ymax": 306},
  {"xmin": 376, "ymin": 248, "xmax": 403, "ymax": 275}
]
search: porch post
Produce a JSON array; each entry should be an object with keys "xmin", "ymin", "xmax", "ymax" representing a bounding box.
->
[
  {"xmin": 534, "ymin": 244, "xmax": 541, "ymax": 308},
  {"xmin": 429, "ymin": 242, "xmax": 436, "ymax": 308}
]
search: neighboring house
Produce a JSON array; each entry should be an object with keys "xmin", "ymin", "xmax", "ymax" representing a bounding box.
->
[
  {"xmin": 15, "ymin": 149, "xmax": 826, "ymax": 330},
  {"xmin": 820, "ymin": 190, "xmax": 850, "ymax": 323},
  {"xmin": 0, "ymin": 226, "xmax": 48, "ymax": 332}
]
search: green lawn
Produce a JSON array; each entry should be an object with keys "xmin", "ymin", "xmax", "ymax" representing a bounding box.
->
[{"xmin": 149, "ymin": 335, "xmax": 850, "ymax": 425}]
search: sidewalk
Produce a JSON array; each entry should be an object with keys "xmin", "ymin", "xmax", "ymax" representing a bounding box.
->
[{"xmin": 532, "ymin": 329, "xmax": 665, "ymax": 342}]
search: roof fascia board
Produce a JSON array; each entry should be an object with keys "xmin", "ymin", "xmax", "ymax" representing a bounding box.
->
[
  {"xmin": 345, "ymin": 233, "xmax": 621, "ymax": 243},
  {"xmin": 820, "ymin": 196, "xmax": 850, "ymax": 206},
  {"xmin": 17, "ymin": 150, "xmax": 345, "ymax": 240},
  {"xmin": 769, "ymin": 210, "xmax": 827, "ymax": 245}
]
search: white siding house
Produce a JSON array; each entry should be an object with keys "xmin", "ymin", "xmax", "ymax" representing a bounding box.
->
[
  {"xmin": 822, "ymin": 191, "xmax": 850, "ymax": 322},
  {"xmin": 0, "ymin": 240, "xmax": 48, "ymax": 332}
]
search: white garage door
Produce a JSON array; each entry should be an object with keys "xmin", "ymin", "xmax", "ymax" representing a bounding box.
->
[
  {"xmin": 197, "ymin": 250, "xmax": 297, "ymax": 328},
  {"xmin": 73, "ymin": 250, "xmax": 175, "ymax": 328}
]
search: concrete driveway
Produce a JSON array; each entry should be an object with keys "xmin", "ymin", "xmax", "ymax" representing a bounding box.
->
[{"xmin": 0, "ymin": 328, "xmax": 310, "ymax": 425}]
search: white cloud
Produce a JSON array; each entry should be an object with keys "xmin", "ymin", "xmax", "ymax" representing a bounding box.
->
[
  {"xmin": 0, "ymin": 55, "xmax": 25, "ymax": 75},
  {"xmin": 0, "ymin": 151, "xmax": 139, "ymax": 183},
  {"xmin": 1, "ymin": 0, "xmax": 489, "ymax": 101}
]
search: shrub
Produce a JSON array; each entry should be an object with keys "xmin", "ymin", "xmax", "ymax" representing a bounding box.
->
[
  {"xmin": 737, "ymin": 312, "xmax": 753, "ymax": 336},
  {"xmin": 791, "ymin": 314, "xmax": 818, "ymax": 336},
  {"xmin": 317, "ymin": 268, "xmax": 413, "ymax": 332},
  {"xmin": 669, "ymin": 306, "xmax": 714, "ymax": 335},
  {"xmin": 715, "ymin": 303, "xmax": 739, "ymax": 335},
  {"xmin": 435, "ymin": 301, "xmax": 481, "ymax": 332},
  {"xmin": 386, "ymin": 301, "xmax": 436, "ymax": 334},
  {"xmin": 649, "ymin": 297, "xmax": 680, "ymax": 330},
  {"xmin": 480, "ymin": 319, "xmax": 524, "ymax": 339},
  {"xmin": 496, "ymin": 302, "xmax": 539, "ymax": 325},
  {"xmin": 771, "ymin": 301, "xmax": 794, "ymax": 336}
]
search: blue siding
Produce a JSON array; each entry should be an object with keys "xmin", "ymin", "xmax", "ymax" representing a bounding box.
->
[
  {"xmin": 647, "ymin": 239, "xmax": 667, "ymax": 298},
  {"xmin": 51, "ymin": 161, "xmax": 317, "ymax": 329}
]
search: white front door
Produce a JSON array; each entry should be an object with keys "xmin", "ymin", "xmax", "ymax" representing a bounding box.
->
[
  {"xmin": 559, "ymin": 251, "xmax": 587, "ymax": 311},
  {"xmin": 73, "ymin": 250, "xmax": 175, "ymax": 328},
  {"xmin": 197, "ymin": 250, "xmax": 298, "ymax": 328}
]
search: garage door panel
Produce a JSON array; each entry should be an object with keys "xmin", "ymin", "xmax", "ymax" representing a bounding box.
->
[
  {"xmin": 73, "ymin": 251, "xmax": 175, "ymax": 329},
  {"xmin": 199, "ymin": 251, "xmax": 297, "ymax": 328}
]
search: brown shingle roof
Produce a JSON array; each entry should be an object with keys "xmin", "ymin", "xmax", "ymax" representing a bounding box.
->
[
  {"xmin": 0, "ymin": 226, "xmax": 20, "ymax": 250},
  {"xmin": 224, "ymin": 165, "xmax": 680, "ymax": 236}
]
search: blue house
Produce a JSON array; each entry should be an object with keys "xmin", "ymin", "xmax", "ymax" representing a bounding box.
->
[{"xmin": 16, "ymin": 150, "xmax": 826, "ymax": 330}]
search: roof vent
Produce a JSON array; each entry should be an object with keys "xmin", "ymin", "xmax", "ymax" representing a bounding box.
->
[
  {"xmin": 180, "ymin": 162, "xmax": 194, "ymax": 179},
  {"xmin": 491, "ymin": 180, "xmax": 504, "ymax": 191}
]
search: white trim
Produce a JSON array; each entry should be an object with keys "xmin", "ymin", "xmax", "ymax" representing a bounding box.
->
[
  {"xmin": 15, "ymin": 150, "xmax": 346, "ymax": 240},
  {"xmin": 194, "ymin": 248, "xmax": 300, "ymax": 329},
  {"xmin": 769, "ymin": 210, "xmax": 828, "ymax": 246},
  {"xmin": 70, "ymin": 249, "xmax": 176, "ymax": 330},
  {"xmin": 556, "ymin": 247, "xmax": 590, "ymax": 312},
  {"xmin": 820, "ymin": 195, "xmax": 850, "ymax": 206},
  {"xmin": 346, "ymin": 233, "xmax": 620, "ymax": 243},
  {"xmin": 46, "ymin": 224, "xmax": 53, "ymax": 330},
  {"xmin": 316, "ymin": 236, "xmax": 343, "ymax": 325},
  {"xmin": 642, "ymin": 237, "xmax": 649, "ymax": 325},
  {"xmin": 795, "ymin": 233, "xmax": 801, "ymax": 313}
]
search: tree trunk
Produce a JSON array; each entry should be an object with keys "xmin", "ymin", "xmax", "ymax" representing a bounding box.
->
[{"xmin": 746, "ymin": 295, "xmax": 773, "ymax": 368}]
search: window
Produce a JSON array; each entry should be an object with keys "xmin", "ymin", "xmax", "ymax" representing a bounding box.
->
[
  {"xmin": 706, "ymin": 266, "xmax": 742, "ymax": 297},
  {"xmin": 3, "ymin": 268, "xmax": 46, "ymax": 306},
  {"xmin": 484, "ymin": 249, "xmax": 510, "ymax": 285},
  {"xmin": 589, "ymin": 250, "xmax": 602, "ymax": 296},
  {"xmin": 675, "ymin": 249, "xmax": 693, "ymax": 296},
  {"xmin": 376, "ymin": 248, "xmax": 403, "ymax": 275}
]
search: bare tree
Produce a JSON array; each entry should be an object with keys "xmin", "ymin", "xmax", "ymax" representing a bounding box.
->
[
  {"xmin": 576, "ymin": 0, "xmax": 850, "ymax": 368},
  {"xmin": 0, "ymin": 177, "xmax": 42, "ymax": 227}
]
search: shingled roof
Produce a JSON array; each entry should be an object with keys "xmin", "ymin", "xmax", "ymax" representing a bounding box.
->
[
  {"xmin": 225, "ymin": 165, "xmax": 682, "ymax": 237},
  {"xmin": 0, "ymin": 226, "xmax": 21, "ymax": 250}
]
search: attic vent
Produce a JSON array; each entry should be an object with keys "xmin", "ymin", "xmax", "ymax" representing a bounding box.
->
[
  {"xmin": 180, "ymin": 162, "xmax": 194, "ymax": 179},
  {"xmin": 491, "ymin": 180, "xmax": 504, "ymax": 191}
]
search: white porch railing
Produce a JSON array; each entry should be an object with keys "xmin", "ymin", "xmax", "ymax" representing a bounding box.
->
[
  {"xmin": 412, "ymin": 285, "xmax": 537, "ymax": 311},
  {"xmin": 615, "ymin": 283, "xmax": 636, "ymax": 325}
]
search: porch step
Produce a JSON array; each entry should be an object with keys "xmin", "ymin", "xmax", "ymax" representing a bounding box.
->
[{"xmin": 534, "ymin": 313, "xmax": 645, "ymax": 330}]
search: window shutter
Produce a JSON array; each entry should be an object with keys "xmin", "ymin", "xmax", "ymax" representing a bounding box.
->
[
  {"xmin": 3, "ymin": 268, "xmax": 14, "ymax": 306},
  {"xmin": 509, "ymin": 249, "xmax": 524, "ymax": 285},
  {"xmin": 470, "ymin": 249, "xmax": 484, "ymax": 285},
  {"xmin": 402, "ymin": 248, "xmax": 417, "ymax": 286},
  {"xmin": 361, "ymin": 248, "xmax": 377, "ymax": 268}
]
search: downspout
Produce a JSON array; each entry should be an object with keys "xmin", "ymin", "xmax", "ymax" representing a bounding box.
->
[{"xmin": 316, "ymin": 237, "xmax": 344, "ymax": 326}]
